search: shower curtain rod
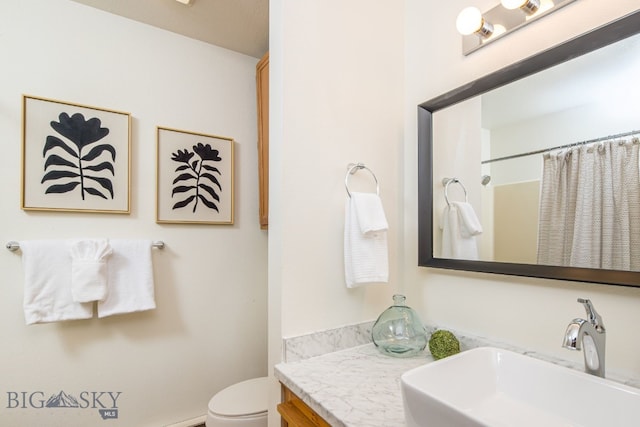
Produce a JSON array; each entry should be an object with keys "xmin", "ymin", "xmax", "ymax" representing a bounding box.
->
[{"xmin": 481, "ymin": 129, "xmax": 640, "ymax": 164}]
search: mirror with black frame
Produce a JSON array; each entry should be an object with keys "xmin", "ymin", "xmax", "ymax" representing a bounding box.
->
[{"xmin": 418, "ymin": 10, "xmax": 640, "ymax": 287}]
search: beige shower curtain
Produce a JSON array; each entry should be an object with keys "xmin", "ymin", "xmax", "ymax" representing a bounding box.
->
[{"xmin": 537, "ymin": 138, "xmax": 640, "ymax": 270}]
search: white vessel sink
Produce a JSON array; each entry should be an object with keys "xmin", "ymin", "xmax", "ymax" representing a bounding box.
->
[{"xmin": 401, "ymin": 346, "xmax": 640, "ymax": 427}]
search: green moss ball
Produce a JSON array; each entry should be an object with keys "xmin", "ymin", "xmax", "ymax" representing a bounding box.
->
[{"xmin": 428, "ymin": 330, "xmax": 460, "ymax": 360}]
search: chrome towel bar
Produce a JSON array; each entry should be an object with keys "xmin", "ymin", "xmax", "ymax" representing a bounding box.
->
[{"xmin": 6, "ymin": 240, "xmax": 165, "ymax": 251}]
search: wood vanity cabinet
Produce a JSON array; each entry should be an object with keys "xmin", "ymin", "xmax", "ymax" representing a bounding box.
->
[
  {"xmin": 278, "ymin": 384, "xmax": 331, "ymax": 427},
  {"xmin": 256, "ymin": 51, "xmax": 269, "ymax": 229}
]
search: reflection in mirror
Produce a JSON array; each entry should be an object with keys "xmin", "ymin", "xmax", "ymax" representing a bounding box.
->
[
  {"xmin": 482, "ymin": 33, "xmax": 640, "ymax": 270},
  {"xmin": 418, "ymin": 11, "xmax": 640, "ymax": 286}
]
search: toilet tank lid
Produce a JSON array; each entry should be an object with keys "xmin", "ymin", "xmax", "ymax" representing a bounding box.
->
[{"xmin": 209, "ymin": 377, "xmax": 269, "ymax": 417}]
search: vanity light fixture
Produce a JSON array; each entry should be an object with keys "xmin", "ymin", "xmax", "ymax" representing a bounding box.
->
[
  {"xmin": 457, "ymin": 0, "xmax": 576, "ymax": 55},
  {"xmin": 175, "ymin": 0, "xmax": 192, "ymax": 5}
]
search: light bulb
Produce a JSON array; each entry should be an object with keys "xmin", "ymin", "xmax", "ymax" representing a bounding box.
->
[
  {"xmin": 501, "ymin": 0, "xmax": 527, "ymax": 9},
  {"xmin": 533, "ymin": 0, "xmax": 554, "ymax": 15},
  {"xmin": 456, "ymin": 7, "xmax": 483, "ymax": 36},
  {"xmin": 488, "ymin": 24, "xmax": 507, "ymax": 39},
  {"xmin": 502, "ymin": 0, "xmax": 541, "ymax": 14}
]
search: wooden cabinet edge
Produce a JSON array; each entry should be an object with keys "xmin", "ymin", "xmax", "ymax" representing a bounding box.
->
[
  {"xmin": 278, "ymin": 383, "xmax": 331, "ymax": 427},
  {"xmin": 256, "ymin": 52, "xmax": 269, "ymax": 229}
]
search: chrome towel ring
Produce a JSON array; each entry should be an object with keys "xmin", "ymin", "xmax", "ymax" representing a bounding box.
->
[
  {"xmin": 345, "ymin": 163, "xmax": 379, "ymax": 198},
  {"xmin": 442, "ymin": 177, "xmax": 467, "ymax": 206}
]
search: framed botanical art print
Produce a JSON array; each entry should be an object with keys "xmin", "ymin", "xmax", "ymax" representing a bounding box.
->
[
  {"xmin": 156, "ymin": 127, "xmax": 234, "ymax": 224},
  {"xmin": 21, "ymin": 95, "xmax": 131, "ymax": 213}
]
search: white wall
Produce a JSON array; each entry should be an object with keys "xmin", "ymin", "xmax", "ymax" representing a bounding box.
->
[
  {"xmin": 405, "ymin": 0, "xmax": 640, "ymax": 379},
  {"xmin": 270, "ymin": 1, "xmax": 405, "ymax": 339},
  {"xmin": 268, "ymin": 1, "xmax": 405, "ymax": 424},
  {"xmin": 0, "ymin": 1, "xmax": 267, "ymax": 426}
]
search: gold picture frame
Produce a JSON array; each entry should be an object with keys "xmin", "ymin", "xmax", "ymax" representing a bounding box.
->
[
  {"xmin": 21, "ymin": 95, "xmax": 131, "ymax": 214},
  {"xmin": 156, "ymin": 126, "xmax": 234, "ymax": 225}
]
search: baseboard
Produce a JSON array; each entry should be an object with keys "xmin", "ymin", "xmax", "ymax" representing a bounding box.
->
[{"xmin": 164, "ymin": 415, "xmax": 207, "ymax": 427}]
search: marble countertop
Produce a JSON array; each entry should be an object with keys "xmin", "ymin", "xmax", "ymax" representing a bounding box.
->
[
  {"xmin": 275, "ymin": 323, "xmax": 640, "ymax": 427},
  {"xmin": 275, "ymin": 344, "xmax": 432, "ymax": 427}
]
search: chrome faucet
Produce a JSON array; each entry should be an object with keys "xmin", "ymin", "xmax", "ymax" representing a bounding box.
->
[{"xmin": 562, "ymin": 298, "xmax": 606, "ymax": 377}]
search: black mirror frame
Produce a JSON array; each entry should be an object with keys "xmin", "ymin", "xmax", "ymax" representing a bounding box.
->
[{"xmin": 418, "ymin": 10, "xmax": 640, "ymax": 288}]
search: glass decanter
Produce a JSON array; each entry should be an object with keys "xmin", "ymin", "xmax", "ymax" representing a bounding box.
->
[{"xmin": 371, "ymin": 294, "xmax": 427, "ymax": 357}]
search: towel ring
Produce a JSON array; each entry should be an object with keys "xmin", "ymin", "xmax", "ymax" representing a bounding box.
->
[
  {"xmin": 442, "ymin": 177, "xmax": 467, "ymax": 206},
  {"xmin": 345, "ymin": 163, "xmax": 379, "ymax": 198}
]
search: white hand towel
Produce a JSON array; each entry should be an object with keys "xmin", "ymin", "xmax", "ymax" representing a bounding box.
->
[
  {"xmin": 351, "ymin": 192, "xmax": 389, "ymax": 235},
  {"xmin": 450, "ymin": 201, "xmax": 483, "ymax": 237},
  {"xmin": 69, "ymin": 239, "xmax": 112, "ymax": 303},
  {"xmin": 344, "ymin": 193, "xmax": 389, "ymax": 288},
  {"xmin": 441, "ymin": 205, "xmax": 479, "ymax": 260},
  {"xmin": 19, "ymin": 240, "xmax": 93, "ymax": 325},
  {"xmin": 97, "ymin": 239, "xmax": 156, "ymax": 318}
]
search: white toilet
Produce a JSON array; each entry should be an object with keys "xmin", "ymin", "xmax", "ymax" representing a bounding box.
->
[{"xmin": 205, "ymin": 377, "xmax": 268, "ymax": 427}]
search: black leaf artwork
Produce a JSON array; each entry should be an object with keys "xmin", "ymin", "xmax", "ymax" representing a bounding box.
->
[
  {"xmin": 41, "ymin": 112, "xmax": 115, "ymax": 200},
  {"xmin": 170, "ymin": 143, "xmax": 222, "ymax": 213}
]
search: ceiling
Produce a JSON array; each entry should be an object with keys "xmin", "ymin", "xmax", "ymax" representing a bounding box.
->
[{"xmin": 70, "ymin": 0, "xmax": 269, "ymax": 59}]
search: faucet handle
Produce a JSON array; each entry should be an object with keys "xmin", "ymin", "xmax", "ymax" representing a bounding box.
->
[{"xmin": 578, "ymin": 298, "xmax": 605, "ymax": 332}]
